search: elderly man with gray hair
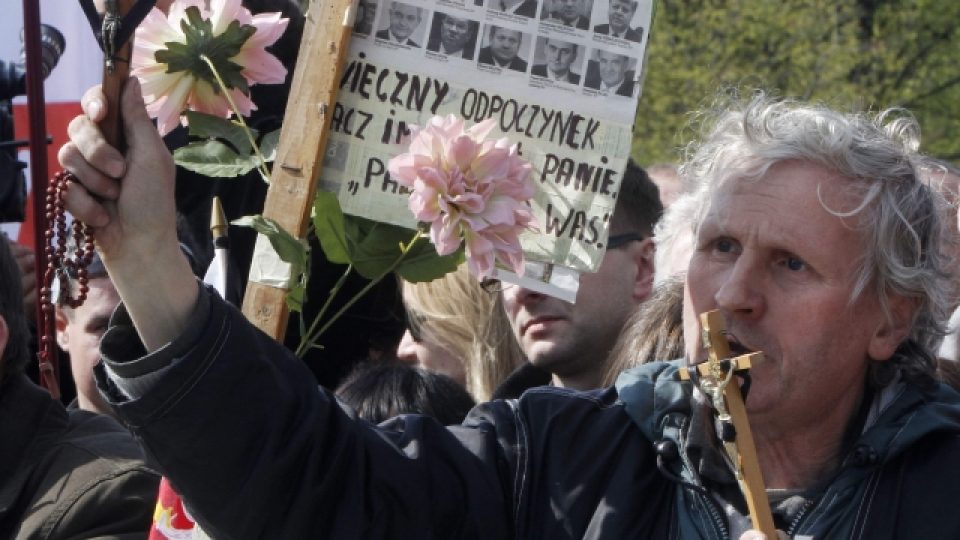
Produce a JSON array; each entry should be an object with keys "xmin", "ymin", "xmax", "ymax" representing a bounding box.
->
[{"xmin": 60, "ymin": 79, "xmax": 960, "ymax": 538}]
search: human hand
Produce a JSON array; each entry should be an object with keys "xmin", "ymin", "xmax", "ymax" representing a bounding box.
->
[
  {"xmin": 58, "ymin": 78, "xmax": 178, "ymax": 270},
  {"xmin": 57, "ymin": 78, "xmax": 197, "ymax": 351}
]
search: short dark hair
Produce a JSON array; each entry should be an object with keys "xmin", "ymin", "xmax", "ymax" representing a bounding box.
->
[
  {"xmin": 489, "ymin": 25, "xmax": 521, "ymax": 44},
  {"xmin": 336, "ymin": 363, "xmax": 476, "ymax": 425},
  {"xmin": 544, "ymin": 38, "xmax": 577, "ymax": 56},
  {"xmin": 611, "ymin": 159, "xmax": 663, "ymax": 236},
  {"xmin": 0, "ymin": 235, "xmax": 31, "ymax": 382}
]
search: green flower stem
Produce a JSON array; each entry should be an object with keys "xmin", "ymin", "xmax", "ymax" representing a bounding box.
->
[
  {"xmin": 295, "ymin": 263, "xmax": 353, "ymax": 357},
  {"xmin": 199, "ymin": 54, "xmax": 271, "ymax": 182},
  {"xmin": 295, "ymin": 230, "xmax": 423, "ymax": 358}
]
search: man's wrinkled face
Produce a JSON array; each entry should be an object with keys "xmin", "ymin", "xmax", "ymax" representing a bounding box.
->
[
  {"xmin": 597, "ymin": 50, "xmax": 628, "ymax": 86},
  {"xmin": 555, "ymin": 0, "xmax": 584, "ymax": 23},
  {"xmin": 608, "ymin": 0, "xmax": 636, "ymax": 33},
  {"xmin": 440, "ymin": 15, "xmax": 472, "ymax": 53},
  {"xmin": 544, "ymin": 39, "xmax": 576, "ymax": 75},
  {"xmin": 491, "ymin": 28, "xmax": 521, "ymax": 63},
  {"xmin": 389, "ymin": 3, "xmax": 421, "ymax": 40},
  {"xmin": 684, "ymin": 161, "xmax": 904, "ymax": 436}
]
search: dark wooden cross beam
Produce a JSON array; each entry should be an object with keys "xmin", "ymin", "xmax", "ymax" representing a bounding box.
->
[{"xmin": 678, "ymin": 310, "xmax": 776, "ymax": 538}]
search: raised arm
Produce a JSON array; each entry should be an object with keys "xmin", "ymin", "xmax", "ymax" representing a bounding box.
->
[{"xmin": 58, "ymin": 78, "xmax": 198, "ymax": 351}]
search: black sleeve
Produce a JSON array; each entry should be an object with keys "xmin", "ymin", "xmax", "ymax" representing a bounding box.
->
[{"xmin": 97, "ymin": 289, "xmax": 518, "ymax": 539}]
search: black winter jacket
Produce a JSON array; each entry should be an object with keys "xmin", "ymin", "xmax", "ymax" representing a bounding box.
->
[{"xmin": 96, "ymin": 287, "xmax": 960, "ymax": 538}]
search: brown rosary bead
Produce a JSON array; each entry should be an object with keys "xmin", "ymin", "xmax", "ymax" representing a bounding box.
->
[{"xmin": 38, "ymin": 169, "xmax": 97, "ymax": 391}]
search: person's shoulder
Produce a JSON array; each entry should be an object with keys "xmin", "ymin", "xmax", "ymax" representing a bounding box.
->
[
  {"xmin": 15, "ymin": 410, "xmax": 159, "ymax": 538},
  {"xmin": 375, "ymin": 28, "xmax": 390, "ymax": 39},
  {"xmin": 626, "ymin": 26, "xmax": 643, "ymax": 42},
  {"xmin": 568, "ymin": 71, "xmax": 580, "ymax": 84},
  {"xmin": 512, "ymin": 56, "xmax": 528, "ymax": 71},
  {"xmin": 531, "ymin": 64, "xmax": 547, "ymax": 75},
  {"xmin": 517, "ymin": 0, "xmax": 539, "ymax": 16},
  {"xmin": 514, "ymin": 385, "xmax": 625, "ymax": 420},
  {"xmin": 594, "ymin": 23, "xmax": 610, "ymax": 33},
  {"xmin": 46, "ymin": 410, "xmax": 159, "ymax": 487},
  {"xmin": 576, "ymin": 17, "xmax": 589, "ymax": 30}
]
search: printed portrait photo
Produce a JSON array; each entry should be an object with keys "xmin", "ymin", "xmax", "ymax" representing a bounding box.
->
[
  {"xmin": 488, "ymin": 0, "xmax": 540, "ymax": 18},
  {"xmin": 477, "ymin": 25, "xmax": 530, "ymax": 72},
  {"xmin": 376, "ymin": 1, "xmax": 427, "ymax": 47},
  {"xmin": 540, "ymin": 0, "xmax": 593, "ymax": 30},
  {"xmin": 583, "ymin": 49, "xmax": 636, "ymax": 96},
  {"xmin": 427, "ymin": 12, "xmax": 480, "ymax": 59},
  {"xmin": 592, "ymin": 0, "xmax": 643, "ymax": 42},
  {"xmin": 353, "ymin": 0, "xmax": 378, "ymax": 36},
  {"xmin": 530, "ymin": 36, "xmax": 583, "ymax": 84}
]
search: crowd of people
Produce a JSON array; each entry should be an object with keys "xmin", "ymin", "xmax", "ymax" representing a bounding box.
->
[{"xmin": 2, "ymin": 0, "xmax": 960, "ymax": 538}]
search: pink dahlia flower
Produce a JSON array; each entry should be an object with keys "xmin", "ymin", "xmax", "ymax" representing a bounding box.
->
[
  {"xmin": 132, "ymin": 0, "xmax": 289, "ymax": 136},
  {"xmin": 388, "ymin": 115, "xmax": 537, "ymax": 279}
]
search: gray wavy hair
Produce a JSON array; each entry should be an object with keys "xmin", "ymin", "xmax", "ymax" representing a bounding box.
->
[{"xmin": 680, "ymin": 93, "xmax": 951, "ymax": 387}]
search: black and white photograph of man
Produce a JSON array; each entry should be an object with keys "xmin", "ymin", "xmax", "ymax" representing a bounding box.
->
[
  {"xmin": 427, "ymin": 13, "xmax": 479, "ymax": 59},
  {"xmin": 353, "ymin": 0, "xmax": 378, "ymax": 35},
  {"xmin": 584, "ymin": 49, "xmax": 635, "ymax": 96},
  {"xmin": 593, "ymin": 0, "xmax": 642, "ymax": 42},
  {"xmin": 375, "ymin": 2, "xmax": 425, "ymax": 47},
  {"xmin": 477, "ymin": 26, "xmax": 529, "ymax": 72},
  {"xmin": 489, "ymin": 0, "xmax": 540, "ymax": 18},
  {"xmin": 531, "ymin": 37, "xmax": 582, "ymax": 84},
  {"xmin": 541, "ymin": 0, "xmax": 592, "ymax": 30}
]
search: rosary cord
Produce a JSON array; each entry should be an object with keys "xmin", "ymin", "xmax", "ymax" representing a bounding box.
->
[{"xmin": 37, "ymin": 171, "xmax": 96, "ymax": 399}]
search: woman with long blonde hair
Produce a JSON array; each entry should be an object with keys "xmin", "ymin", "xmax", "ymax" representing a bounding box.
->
[{"xmin": 398, "ymin": 264, "xmax": 526, "ymax": 402}]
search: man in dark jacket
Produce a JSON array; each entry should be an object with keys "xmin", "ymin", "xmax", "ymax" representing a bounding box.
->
[
  {"xmin": 477, "ymin": 26, "xmax": 528, "ymax": 71},
  {"xmin": 492, "ymin": 0, "xmax": 539, "ymax": 18},
  {"xmin": 375, "ymin": 2, "xmax": 423, "ymax": 46},
  {"xmin": 584, "ymin": 50, "xmax": 635, "ymax": 96},
  {"xmin": 530, "ymin": 38, "xmax": 581, "ymax": 84},
  {"xmin": 593, "ymin": 0, "xmax": 643, "ymax": 42},
  {"xmin": 426, "ymin": 13, "xmax": 478, "ymax": 59},
  {"xmin": 0, "ymin": 235, "xmax": 159, "ymax": 539},
  {"xmin": 60, "ymin": 81, "xmax": 960, "ymax": 539}
]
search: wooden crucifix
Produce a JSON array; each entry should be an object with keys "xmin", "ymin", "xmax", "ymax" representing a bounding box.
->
[
  {"xmin": 239, "ymin": 0, "xmax": 356, "ymax": 339},
  {"xmin": 678, "ymin": 310, "xmax": 776, "ymax": 537}
]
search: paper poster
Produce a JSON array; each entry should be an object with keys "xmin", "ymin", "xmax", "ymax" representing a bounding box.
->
[{"xmin": 321, "ymin": 0, "xmax": 653, "ymax": 272}]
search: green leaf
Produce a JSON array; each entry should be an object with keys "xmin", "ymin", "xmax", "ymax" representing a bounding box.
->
[
  {"xmin": 395, "ymin": 244, "xmax": 464, "ymax": 282},
  {"xmin": 343, "ymin": 217, "xmax": 462, "ymax": 281},
  {"xmin": 232, "ymin": 215, "xmax": 309, "ymax": 285},
  {"xmin": 155, "ymin": 6, "xmax": 255, "ymax": 94},
  {"xmin": 184, "ymin": 111, "xmax": 256, "ymax": 154},
  {"xmin": 285, "ymin": 274, "xmax": 307, "ymax": 313},
  {"xmin": 259, "ymin": 129, "xmax": 281, "ymax": 162},
  {"xmin": 312, "ymin": 191, "xmax": 350, "ymax": 264},
  {"xmin": 174, "ymin": 140, "xmax": 260, "ymax": 177}
]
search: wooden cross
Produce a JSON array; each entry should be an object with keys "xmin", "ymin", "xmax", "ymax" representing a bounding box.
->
[
  {"xmin": 678, "ymin": 310, "xmax": 776, "ymax": 537},
  {"xmin": 240, "ymin": 0, "xmax": 356, "ymax": 338}
]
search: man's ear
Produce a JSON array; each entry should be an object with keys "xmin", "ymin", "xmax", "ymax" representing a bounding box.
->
[
  {"xmin": 55, "ymin": 307, "xmax": 70, "ymax": 350},
  {"xmin": 868, "ymin": 294, "xmax": 916, "ymax": 362},
  {"xmin": 630, "ymin": 237, "xmax": 656, "ymax": 302}
]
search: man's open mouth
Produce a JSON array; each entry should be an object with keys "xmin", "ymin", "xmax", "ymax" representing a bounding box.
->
[{"xmin": 725, "ymin": 333, "xmax": 754, "ymax": 357}]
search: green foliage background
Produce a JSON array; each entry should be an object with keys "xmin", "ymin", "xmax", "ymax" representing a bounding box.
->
[{"xmin": 632, "ymin": 0, "xmax": 960, "ymax": 166}]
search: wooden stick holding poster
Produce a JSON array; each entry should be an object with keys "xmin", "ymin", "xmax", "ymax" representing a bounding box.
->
[{"xmin": 241, "ymin": 0, "xmax": 356, "ymax": 338}]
